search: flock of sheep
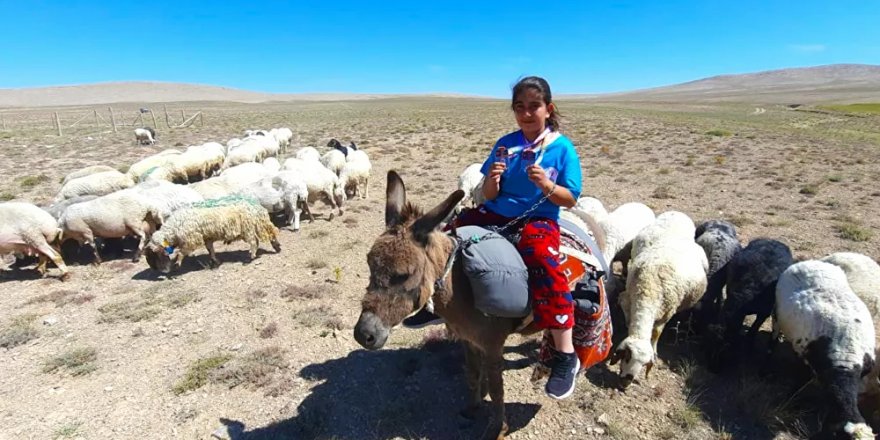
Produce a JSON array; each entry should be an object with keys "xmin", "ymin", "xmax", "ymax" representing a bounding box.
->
[
  {"xmin": 454, "ymin": 164, "xmax": 880, "ymax": 439},
  {"xmin": 0, "ymin": 127, "xmax": 372, "ymax": 278}
]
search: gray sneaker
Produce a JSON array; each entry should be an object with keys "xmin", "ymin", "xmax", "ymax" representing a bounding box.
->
[{"xmin": 545, "ymin": 351, "xmax": 580, "ymax": 400}]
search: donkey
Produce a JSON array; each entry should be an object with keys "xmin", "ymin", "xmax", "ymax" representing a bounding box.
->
[{"xmin": 354, "ymin": 170, "xmax": 537, "ymax": 440}]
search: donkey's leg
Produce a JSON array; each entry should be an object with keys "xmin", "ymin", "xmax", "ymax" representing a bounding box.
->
[
  {"xmin": 485, "ymin": 341, "xmax": 509, "ymax": 440},
  {"xmin": 461, "ymin": 341, "xmax": 485, "ymax": 419}
]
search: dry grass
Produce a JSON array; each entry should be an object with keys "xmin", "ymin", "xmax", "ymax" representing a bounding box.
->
[
  {"xmin": 172, "ymin": 354, "xmax": 233, "ymax": 395},
  {"xmin": 209, "ymin": 346, "xmax": 288, "ymax": 390},
  {"xmin": 259, "ymin": 322, "xmax": 278, "ymax": 338},
  {"xmin": 98, "ymin": 291, "xmax": 198, "ymax": 323},
  {"xmin": 42, "ymin": 347, "xmax": 98, "ymax": 376},
  {"xmin": 280, "ymin": 284, "xmax": 322, "ymax": 301},
  {"xmin": 0, "ymin": 313, "xmax": 39, "ymax": 348},
  {"xmin": 25, "ymin": 289, "xmax": 94, "ymax": 307}
]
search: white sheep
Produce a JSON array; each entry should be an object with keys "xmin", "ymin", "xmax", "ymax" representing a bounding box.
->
[
  {"xmin": 143, "ymin": 197, "xmax": 280, "ymax": 273},
  {"xmin": 62, "ymin": 165, "xmax": 118, "ymax": 185},
  {"xmin": 456, "ymin": 163, "xmax": 485, "ymax": 210},
  {"xmin": 58, "ymin": 191, "xmax": 162, "ymax": 263},
  {"xmin": 774, "ymin": 260, "xmax": 876, "ymax": 439},
  {"xmin": 132, "ymin": 180, "xmax": 204, "ymax": 220},
  {"xmin": 599, "ymin": 202, "xmax": 655, "ymax": 263},
  {"xmin": 282, "ymin": 158, "xmax": 344, "ymax": 219},
  {"xmin": 270, "ymin": 127, "xmax": 293, "ymax": 152},
  {"xmin": 320, "ymin": 149, "xmax": 347, "ymax": 176},
  {"xmin": 821, "ymin": 252, "xmax": 880, "ymax": 399},
  {"xmin": 295, "ymin": 146, "xmax": 321, "ymax": 162},
  {"xmin": 128, "ymin": 150, "xmax": 182, "ymax": 182},
  {"xmin": 134, "ymin": 127, "xmax": 156, "ymax": 145},
  {"xmin": 271, "ymin": 171, "xmax": 311, "ymax": 231},
  {"xmin": 0, "ymin": 202, "xmax": 70, "ymax": 280},
  {"xmin": 339, "ymin": 157, "xmax": 372, "ymax": 200},
  {"xmin": 55, "ymin": 170, "xmax": 135, "ymax": 202},
  {"xmin": 43, "ymin": 195, "xmax": 99, "ymax": 220},
  {"xmin": 346, "ymin": 149, "xmax": 369, "ymax": 164},
  {"xmin": 574, "ymin": 196, "xmax": 608, "ymax": 223},
  {"xmin": 262, "ymin": 157, "xmax": 281, "ymax": 173},
  {"xmin": 610, "ymin": 212, "xmax": 708, "ymax": 387}
]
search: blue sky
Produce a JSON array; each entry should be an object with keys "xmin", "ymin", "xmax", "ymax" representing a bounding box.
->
[{"xmin": 1, "ymin": 1, "xmax": 878, "ymax": 96}]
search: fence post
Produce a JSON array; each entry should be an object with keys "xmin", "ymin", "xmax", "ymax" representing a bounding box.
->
[
  {"xmin": 1, "ymin": 113, "xmax": 6, "ymax": 130},
  {"xmin": 93, "ymin": 109, "xmax": 99, "ymax": 126},
  {"xmin": 109, "ymin": 107, "xmax": 117, "ymax": 132},
  {"xmin": 180, "ymin": 109, "xmax": 186, "ymax": 124},
  {"xmin": 54, "ymin": 112, "xmax": 62, "ymax": 136},
  {"xmin": 163, "ymin": 105, "xmax": 171, "ymax": 128},
  {"xmin": 199, "ymin": 112, "xmax": 203, "ymax": 126},
  {"xmin": 150, "ymin": 110, "xmax": 158, "ymax": 129}
]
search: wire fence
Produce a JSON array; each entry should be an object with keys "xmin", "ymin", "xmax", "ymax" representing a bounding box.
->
[{"xmin": 0, "ymin": 105, "xmax": 203, "ymax": 137}]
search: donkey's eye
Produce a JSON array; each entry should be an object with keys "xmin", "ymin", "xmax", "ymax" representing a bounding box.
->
[{"xmin": 390, "ymin": 274, "xmax": 409, "ymax": 285}]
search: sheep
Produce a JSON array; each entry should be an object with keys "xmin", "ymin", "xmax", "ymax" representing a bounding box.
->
[
  {"xmin": 219, "ymin": 162, "xmax": 273, "ymax": 187},
  {"xmin": 456, "ymin": 163, "xmax": 485, "ymax": 211},
  {"xmin": 58, "ymin": 191, "xmax": 162, "ymax": 263},
  {"xmin": 693, "ymin": 220, "xmax": 742, "ymax": 327},
  {"xmin": 55, "ymin": 170, "xmax": 135, "ymax": 202},
  {"xmin": 128, "ymin": 150, "xmax": 182, "ymax": 182},
  {"xmin": 189, "ymin": 177, "xmax": 237, "ymax": 200},
  {"xmin": 610, "ymin": 212, "xmax": 708, "ymax": 388},
  {"xmin": 224, "ymin": 136, "xmax": 277, "ymax": 168},
  {"xmin": 295, "ymin": 146, "xmax": 321, "ymax": 162},
  {"xmin": 262, "ymin": 157, "xmax": 281, "ymax": 173},
  {"xmin": 821, "ymin": 252, "xmax": 880, "ymax": 399},
  {"xmin": 43, "ymin": 195, "xmax": 99, "ymax": 220},
  {"xmin": 705, "ymin": 239, "xmax": 792, "ymax": 371},
  {"xmin": 62, "ymin": 165, "xmax": 118, "ymax": 185},
  {"xmin": 134, "ymin": 127, "xmax": 157, "ymax": 145},
  {"xmin": 320, "ymin": 149, "xmax": 347, "ymax": 176},
  {"xmin": 346, "ymin": 149, "xmax": 369, "ymax": 164},
  {"xmin": 327, "ymin": 138, "xmax": 351, "ymax": 157},
  {"xmin": 774, "ymin": 260, "xmax": 876, "ymax": 439},
  {"xmin": 599, "ymin": 202, "xmax": 655, "ymax": 266},
  {"xmin": 338, "ymin": 156, "xmax": 372, "ymax": 200},
  {"xmin": 270, "ymin": 127, "xmax": 293, "ymax": 152},
  {"xmin": 143, "ymin": 197, "xmax": 280, "ymax": 273},
  {"xmin": 132, "ymin": 180, "xmax": 203, "ymax": 220},
  {"xmin": 574, "ymin": 196, "xmax": 608, "ymax": 223},
  {"xmin": 0, "ymin": 202, "xmax": 70, "ymax": 280},
  {"xmin": 281, "ymin": 158, "xmax": 344, "ymax": 219},
  {"xmin": 271, "ymin": 171, "xmax": 311, "ymax": 231},
  {"xmin": 170, "ymin": 143, "xmax": 226, "ymax": 182}
]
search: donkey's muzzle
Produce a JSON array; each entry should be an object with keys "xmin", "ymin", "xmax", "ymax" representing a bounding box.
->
[{"xmin": 354, "ymin": 312, "xmax": 389, "ymax": 350}]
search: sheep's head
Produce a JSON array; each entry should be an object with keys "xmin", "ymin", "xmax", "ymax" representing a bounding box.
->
[
  {"xmin": 144, "ymin": 233, "xmax": 177, "ymax": 274},
  {"xmin": 609, "ymin": 337, "xmax": 654, "ymax": 388}
]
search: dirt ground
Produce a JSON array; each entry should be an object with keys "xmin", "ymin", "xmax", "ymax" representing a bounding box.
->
[{"xmin": 0, "ymin": 98, "xmax": 878, "ymax": 440}]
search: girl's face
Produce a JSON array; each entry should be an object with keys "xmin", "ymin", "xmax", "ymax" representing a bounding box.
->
[{"xmin": 513, "ymin": 87, "xmax": 553, "ymax": 136}]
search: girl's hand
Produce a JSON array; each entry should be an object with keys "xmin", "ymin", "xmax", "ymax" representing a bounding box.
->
[
  {"xmin": 488, "ymin": 162, "xmax": 507, "ymax": 183},
  {"xmin": 526, "ymin": 164, "xmax": 553, "ymax": 193}
]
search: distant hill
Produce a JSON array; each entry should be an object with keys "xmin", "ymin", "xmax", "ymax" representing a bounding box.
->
[
  {"xmin": 582, "ymin": 64, "xmax": 880, "ymax": 104},
  {"xmin": 0, "ymin": 81, "xmax": 477, "ymax": 108}
]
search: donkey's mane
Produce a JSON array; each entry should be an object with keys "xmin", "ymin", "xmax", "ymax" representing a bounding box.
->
[{"xmin": 398, "ymin": 201, "xmax": 424, "ymax": 224}]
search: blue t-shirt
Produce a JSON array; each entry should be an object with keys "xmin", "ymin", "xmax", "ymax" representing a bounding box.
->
[{"xmin": 480, "ymin": 130, "xmax": 582, "ymax": 220}]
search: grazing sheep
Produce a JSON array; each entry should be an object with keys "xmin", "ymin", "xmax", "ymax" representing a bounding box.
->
[
  {"xmin": 339, "ymin": 157, "xmax": 372, "ymax": 200},
  {"xmin": 132, "ymin": 180, "xmax": 204, "ymax": 220},
  {"xmin": 346, "ymin": 148, "xmax": 369, "ymax": 164},
  {"xmin": 599, "ymin": 202, "xmax": 655, "ymax": 265},
  {"xmin": 821, "ymin": 252, "xmax": 880, "ymax": 399},
  {"xmin": 327, "ymin": 138, "xmax": 352, "ymax": 157},
  {"xmin": 143, "ymin": 197, "xmax": 280, "ymax": 273},
  {"xmin": 694, "ymin": 220, "xmax": 742, "ymax": 327},
  {"xmin": 774, "ymin": 260, "xmax": 876, "ymax": 439},
  {"xmin": 270, "ymin": 127, "xmax": 293, "ymax": 152},
  {"xmin": 574, "ymin": 196, "xmax": 608, "ymax": 223},
  {"xmin": 271, "ymin": 171, "xmax": 311, "ymax": 231},
  {"xmin": 320, "ymin": 149, "xmax": 347, "ymax": 176},
  {"xmin": 281, "ymin": 158, "xmax": 344, "ymax": 219},
  {"xmin": 61, "ymin": 165, "xmax": 118, "ymax": 185},
  {"xmin": 705, "ymin": 239, "xmax": 792, "ymax": 371},
  {"xmin": 456, "ymin": 163, "xmax": 485, "ymax": 211},
  {"xmin": 55, "ymin": 170, "xmax": 135, "ymax": 201},
  {"xmin": 295, "ymin": 146, "xmax": 321, "ymax": 162},
  {"xmin": 610, "ymin": 212, "xmax": 708, "ymax": 387},
  {"xmin": 43, "ymin": 195, "xmax": 99, "ymax": 220},
  {"xmin": 0, "ymin": 202, "xmax": 69, "ymax": 280},
  {"xmin": 262, "ymin": 157, "xmax": 281, "ymax": 173},
  {"xmin": 128, "ymin": 150, "xmax": 182, "ymax": 182},
  {"xmin": 134, "ymin": 127, "xmax": 156, "ymax": 145},
  {"xmin": 58, "ymin": 191, "xmax": 162, "ymax": 263}
]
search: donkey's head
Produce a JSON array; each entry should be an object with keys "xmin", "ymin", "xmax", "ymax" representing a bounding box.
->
[{"xmin": 353, "ymin": 171, "xmax": 464, "ymax": 350}]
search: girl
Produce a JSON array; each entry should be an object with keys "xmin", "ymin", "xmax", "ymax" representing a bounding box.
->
[{"xmin": 405, "ymin": 76, "xmax": 583, "ymax": 399}]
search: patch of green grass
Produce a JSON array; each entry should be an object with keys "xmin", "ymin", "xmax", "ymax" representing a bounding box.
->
[
  {"xmin": 54, "ymin": 422, "xmax": 83, "ymax": 438},
  {"xmin": 799, "ymin": 183, "xmax": 820, "ymax": 195},
  {"xmin": 0, "ymin": 191, "xmax": 15, "ymax": 201},
  {"xmin": 820, "ymin": 103, "xmax": 880, "ymax": 114},
  {"xmin": 172, "ymin": 354, "xmax": 233, "ymax": 395},
  {"xmin": 0, "ymin": 314, "xmax": 39, "ymax": 348},
  {"xmin": 728, "ymin": 214, "xmax": 754, "ymax": 227},
  {"xmin": 836, "ymin": 222, "xmax": 873, "ymax": 242},
  {"xmin": 43, "ymin": 347, "xmax": 98, "ymax": 376},
  {"xmin": 209, "ymin": 346, "xmax": 288, "ymax": 390},
  {"xmin": 827, "ymin": 174, "xmax": 843, "ymax": 182},
  {"xmin": 18, "ymin": 174, "xmax": 50, "ymax": 188},
  {"xmin": 705, "ymin": 129, "xmax": 732, "ymax": 137}
]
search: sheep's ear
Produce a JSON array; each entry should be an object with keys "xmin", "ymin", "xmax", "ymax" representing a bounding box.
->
[
  {"xmin": 609, "ymin": 346, "xmax": 631, "ymax": 366},
  {"xmin": 386, "ymin": 171, "xmax": 406, "ymax": 228},
  {"xmin": 412, "ymin": 190, "xmax": 465, "ymax": 245}
]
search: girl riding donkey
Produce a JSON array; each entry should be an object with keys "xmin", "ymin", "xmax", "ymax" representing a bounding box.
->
[{"xmin": 404, "ymin": 76, "xmax": 584, "ymax": 399}]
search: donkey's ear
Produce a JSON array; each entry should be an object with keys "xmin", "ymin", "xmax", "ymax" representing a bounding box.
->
[
  {"xmin": 386, "ymin": 170, "xmax": 406, "ymax": 228},
  {"xmin": 412, "ymin": 190, "xmax": 465, "ymax": 244}
]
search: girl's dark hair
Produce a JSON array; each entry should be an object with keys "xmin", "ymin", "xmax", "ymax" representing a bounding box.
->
[{"xmin": 511, "ymin": 76, "xmax": 561, "ymax": 131}]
